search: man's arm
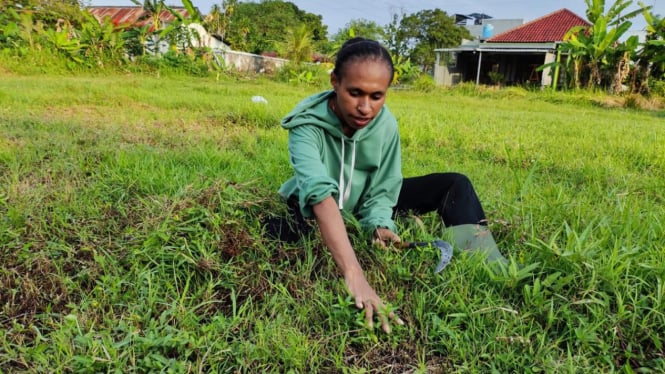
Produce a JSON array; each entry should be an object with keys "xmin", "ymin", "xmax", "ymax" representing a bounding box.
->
[{"xmin": 313, "ymin": 196, "xmax": 403, "ymax": 333}]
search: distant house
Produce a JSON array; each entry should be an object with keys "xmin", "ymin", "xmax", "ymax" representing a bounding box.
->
[
  {"xmin": 87, "ymin": 6, "xmax": 193, "ymax": 30},
  {"xmin": 86, "ymin": 6, "xmax": 229, "ymax": 52},
  {"xmin": 434, "ymin": 9, "xmax": 590, "ymax": 87}
]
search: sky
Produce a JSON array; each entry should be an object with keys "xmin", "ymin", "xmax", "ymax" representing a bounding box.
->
[{"xmin": 88, "ymin": 0, "xmax": 663, "ymax": 36}]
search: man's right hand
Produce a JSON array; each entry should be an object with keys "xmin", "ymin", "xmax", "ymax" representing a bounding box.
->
[
  {"xmin": 312, "ymin": 197, "xmax": 404, "ymax": 334},
  {"xmin": 344, "ymin": 268, "xmax": 404, "ymax": 333}
]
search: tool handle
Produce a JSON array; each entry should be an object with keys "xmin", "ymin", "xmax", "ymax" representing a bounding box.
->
[{"xmin": 401, "ymin": 241, "xmax": 431, "ymax": 249}]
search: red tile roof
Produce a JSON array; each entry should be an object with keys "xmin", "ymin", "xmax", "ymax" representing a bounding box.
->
[
  {"xmin": 87, "ymin": 6, "xmax": 193, "ymax": 29},
  {"xmin": 487, "ymin": 8, "xmax": 590, "ymax": 43}
]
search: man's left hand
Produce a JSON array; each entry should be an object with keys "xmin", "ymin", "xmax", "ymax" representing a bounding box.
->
[{"xmin": 372, "ymin": 228, "xmax": 401, "ymax": 248}]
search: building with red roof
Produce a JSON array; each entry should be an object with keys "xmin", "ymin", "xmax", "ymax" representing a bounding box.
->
[
  {"xmin": 434, "ymin": 8, "xmax": 591, "ymax": 87},
  {"xmin": 86, "ymin": 6, "xmax": 230, "ymax": 53},
  {"xmin": 487, "ymin": 9, "xmax": 589, "ymax": 43},
  {"xmin": 87, "ymin": 6, "xmax": 195, "ymax": 31}
]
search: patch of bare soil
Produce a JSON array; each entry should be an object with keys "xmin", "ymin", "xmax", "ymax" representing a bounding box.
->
[
  {"xmin": 343, "ymin": 342, "xmax": 450, "ymax": 373},
  {"xmin": 1, "ymin": 255, "xmax": 72, "ymax": 325}
]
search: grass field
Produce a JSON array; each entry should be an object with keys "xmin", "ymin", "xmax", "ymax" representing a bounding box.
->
[{"xmin": 1, "ymin": 72, "xmax": 664, "ymax": 372}]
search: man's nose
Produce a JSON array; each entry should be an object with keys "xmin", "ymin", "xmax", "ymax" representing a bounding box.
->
[{"xmin": 357, "ymin": 98, "xmax": 370, "ymax": 113}]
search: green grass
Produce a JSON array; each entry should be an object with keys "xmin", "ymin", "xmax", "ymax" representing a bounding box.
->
[{"xmin": 1, "ymin": 71, "xmax": 664, "ymax": 372}]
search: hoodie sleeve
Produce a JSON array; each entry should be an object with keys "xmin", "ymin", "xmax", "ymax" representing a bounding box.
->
[
  {"xmin": 355, "ymin": 122, "xmax": 402, "ymax": 233},
  {"xmin": 285, "ymin": 124, "xmax": 339, "ymax": 218}
]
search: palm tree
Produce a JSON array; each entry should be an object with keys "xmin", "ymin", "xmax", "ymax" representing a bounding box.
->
[
  {"xmin": 204, "ymin": 4, "xmax": 224, "ymax": 35},
  {"xmin": 203, "ymin": 0, "xmax": 237, "ymax": 40},
  {"xmin": 280, "ymin": 24, "xmax": 314, "ymax": 65}
]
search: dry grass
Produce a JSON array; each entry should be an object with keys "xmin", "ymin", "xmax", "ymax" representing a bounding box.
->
[{"xmin": 591, "ymin": 93, "xmax": 665, "ymax": 110}]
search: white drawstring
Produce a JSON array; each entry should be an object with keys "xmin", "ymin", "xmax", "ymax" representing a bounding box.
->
[{"xmin": 338, "ymin": 138, "xmax": 356, "ymax": 210}]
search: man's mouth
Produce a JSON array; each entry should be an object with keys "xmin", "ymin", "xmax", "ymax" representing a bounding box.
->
[{"xmin": 353, "ymin": 117, "xmax": 372, "ymax": 127}]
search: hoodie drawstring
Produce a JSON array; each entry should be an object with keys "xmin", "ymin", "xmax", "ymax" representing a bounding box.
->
[{"xmin": 338, "ymin": 138, "xmax": 356, "ymax": 210}]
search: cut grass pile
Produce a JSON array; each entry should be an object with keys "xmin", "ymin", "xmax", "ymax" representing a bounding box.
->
[{"xmin": 1, "ymin": 73, "xmax": 664, "ymax": 372}]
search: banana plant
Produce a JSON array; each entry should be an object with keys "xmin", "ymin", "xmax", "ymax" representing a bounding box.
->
[
  {"xmin": 558, "ymin": 0, "xmax": 649, "ymax": 89},
  {"xmin": 584, "ymin": 0, "xmax": 646, "ymax": 26},
  {"xmin": 609, "ymin": 34, "xmax": 639, "ymax": 93},
  {"xmin": 0, "ymin": 7, "xmax": 21, "ymax": 48},
  {"xmin": 131, "ymin": 0, "xmax": 167, "ymax": 32},
  {"xmin": 555, "ymin": 25, "xmax": 592, "ymax": 89},
  {"xmin": 631, "ymin": 1, "xmax": 665, "ymax": 92},
  {"xmin": 79, "ymin": 12, "xmax": 126, "ymax": 66},
  {"xmin": 123, "ymin": 24, "xmax": 153, "ymax": 56},
  {"xmin": 172, "ymin": 0, "xmax": 203, "ymax": 24},
  {"xmin": 587, "ymin": 14, "xmax": 633, "ymax": 87},
  {"xmin": 43, "ymin": 26, "xmax": 85, "ymax": 64},
  {"xmin": 165, "ymin": 0, "xmax": 205, "ymax": 50}
]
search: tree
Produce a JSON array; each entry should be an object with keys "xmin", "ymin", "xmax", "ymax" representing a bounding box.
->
[
  {"xmin": 277, "ymin": 24, "xmax": 313, "ymax": 65},
  {"xmin": 332, "ymin": 19, "xmax": 386, "ymax": 45},
  {"xmin": 203, "ymin": 0, "xmax": 237, "ymax": 40},
  {"xmin": 224, "ymin": 0, "xmax": 327, "ymax": 55},
  {"xmin": 5, "ymin": 0, "xmax": 86, "ymax": 27},
  {"xmin": 324, "ymin": 19, "xmax": 386, "ymax": 57},
  {"xmin": 386, "ymin": 9, "xmax": 471, "ymax": 73},
  {"xmin": 384, "ymin": 11, "xmax": 407, "ymax": 58}
]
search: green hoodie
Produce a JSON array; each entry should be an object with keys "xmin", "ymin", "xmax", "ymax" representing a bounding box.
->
[{"xmin": 278, "ymin": 90, "xmax": 403, "ymax": 233}]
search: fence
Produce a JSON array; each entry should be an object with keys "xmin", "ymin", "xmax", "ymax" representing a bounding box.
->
[{"xmin": 214, "ymin": 49, "xmax": 289, "ymax": 74}]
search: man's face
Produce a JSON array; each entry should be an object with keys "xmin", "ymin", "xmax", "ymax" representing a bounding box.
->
[{"xmin": 330, "ymin": 59, "xmax": 392, "ymax": 137}]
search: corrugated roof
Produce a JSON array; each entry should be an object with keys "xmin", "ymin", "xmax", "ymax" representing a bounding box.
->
[
  {"xmin": 487, "ymin": 8, "xmax": 590, "ymax": 43},
  {"xmin": 87, "ymin": 6, "xmax": 193, "ymax": 28}
]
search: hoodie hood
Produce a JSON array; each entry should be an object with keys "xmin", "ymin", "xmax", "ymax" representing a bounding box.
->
[{"xmin": 281, "ymin": 89, "xmax": 385, "ymax": 141}]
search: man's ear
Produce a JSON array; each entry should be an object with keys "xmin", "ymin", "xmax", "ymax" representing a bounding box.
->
[{"xmin": 330, "ymin": 71, "xmax": 339, "ymax": 90}]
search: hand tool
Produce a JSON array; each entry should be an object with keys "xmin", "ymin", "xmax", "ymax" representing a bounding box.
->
[{"xmin": 401, "ymin": 239, "xmax": 453, "ymax": 273}]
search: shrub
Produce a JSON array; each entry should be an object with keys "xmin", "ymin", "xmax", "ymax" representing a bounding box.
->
[
  {"xmin": 133, "ymin": 51, "xmax": 212, "ymax": 77},
  {"xmin": 624, "ymin": 93, "xmax": 642, "ymax": 109},
  {"xmin": 412, "ymin": 74, "xmax": 436, "ymax": 92},
  {"xmin": 651, "ymin": 79, "xmax": 665, "ymax": 98},
  {"xmin": 451, "ymin": 82, "xmax": 482, "ymax": 96},
  {"xmin": 274, "ymin": 62, "xmax": 329, "ymax": 86},
  {"xmin": 392, "ymin": 55, "xmax": 420, "ymax": 85},
  {"xmin": 488, "ymin": 71, "xmax": 505, "ymax": 86}
]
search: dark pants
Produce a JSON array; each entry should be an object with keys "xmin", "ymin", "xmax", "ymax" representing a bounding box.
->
[
  {"xmin": 395, "ymin": 173, "xmax": 486, "ymax": 227},
  {"xmin": 265, "ymin": 173, "xmax": 486, "ymax": 242}
]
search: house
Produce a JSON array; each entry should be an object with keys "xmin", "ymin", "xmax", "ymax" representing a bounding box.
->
[
  {"xmin": 434, "ymin": 8, "xmax": 590, "ymax": 87},
  {"xmin": 87, "ymin": 6, "xmax": 193, "ymax": 30},
  {"xmin": 86, "ymin": 6, "xmax": 230, "ymax": 52}
]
